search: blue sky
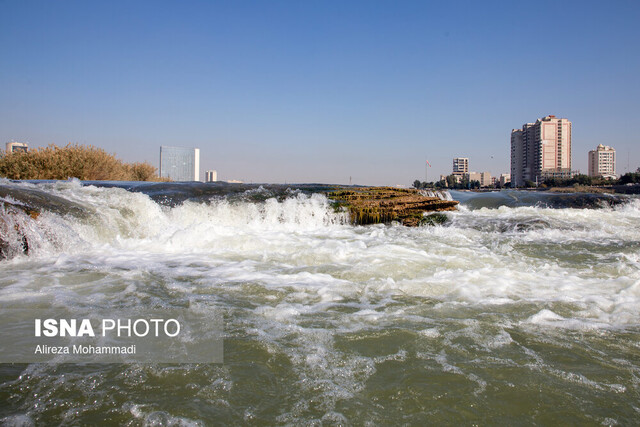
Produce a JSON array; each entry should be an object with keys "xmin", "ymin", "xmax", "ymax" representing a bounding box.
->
[{"xmin": 1, "ymin": 0, "xmax": 638, "ymax": 185}]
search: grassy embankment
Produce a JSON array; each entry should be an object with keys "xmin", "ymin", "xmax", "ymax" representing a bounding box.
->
[
  {"xmin": 547, "ymin": 185, "xmax": 614, "ymax": 194},
  {"xmin": 0, "ymin": 144, "xmax": 164, "ymax": 181}
]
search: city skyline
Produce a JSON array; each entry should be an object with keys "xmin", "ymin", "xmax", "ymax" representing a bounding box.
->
[{"xmin": 1, "ymin": 1, "xmax": 639, "ymax": 185}]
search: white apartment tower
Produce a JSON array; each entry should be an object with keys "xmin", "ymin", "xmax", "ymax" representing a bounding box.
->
[
  {"xmin": 511, "ymin": 115, "xmax": 572, "ymax": 186},
  {"xmin": 588, "ymin": 144, "xmax": 616, "ymax": 178},
  {"xmin": 205, "ymin": 170, "xmax": 218, "ymax": 182},
  {"xmin": 452, "ymin": 158, "xmax": 469, "ymax": 176}
]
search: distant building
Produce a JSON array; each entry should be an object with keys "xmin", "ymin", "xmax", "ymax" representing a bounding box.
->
[
  {"xmin": 453, "ymin": 158, "xmax": 469, "ymax": 177},
  {"xmin": 468, "ymin": 172, "xmax": 481, "ymax": 184},
  {"xmin": 500, "ymin": 173, "xmax": 511, "ymax": 186},
  {"xmin": 480, "ymin": 172, "xmax": 492, "ymax": 187},
  {"xmin": 205, "ymin": 170, "xmax": 218, "ymax": 182},
  {"xmin": 159, "ymin": 146, "xmax": 200, "ymax": 181},
  {"xmin": 511, "ymin": 115, "xmax": 573, "ymax": 186},
  {"xmin": 5, "ymin": 142, "xmax": 28, "ymax": 153},
  {"xmin": 439, "ymin": 174, "xmax": 459, "ymax": 183},
  {"xmin": 588, "ymin": 144, "xmax": 616, "ymax": 178},
  {"xmin": 467, "ymin": 171, "xmax": 492, "ymax": 187},
  {"xmin": 539, "ymin": 168, "xmax": 579, "ymax": 181},
  {"xmin": 439, "ymin": 174, "xmax": 460, "ymax": 187}
]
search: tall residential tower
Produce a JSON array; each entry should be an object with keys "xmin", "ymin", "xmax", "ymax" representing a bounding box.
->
[{"xmin": 510, "ymin": 115, "xmax": 572, "ymax": 186}]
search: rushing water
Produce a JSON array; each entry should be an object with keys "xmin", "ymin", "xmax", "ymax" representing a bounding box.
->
[{"xmin": 1, "ymin": 180, "xmax": 639, "ymax": 425}]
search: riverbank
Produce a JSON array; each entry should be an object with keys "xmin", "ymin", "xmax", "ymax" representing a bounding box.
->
[
  {"xmin": 546, "ymin": 184, "xmax": 640, "ymax": 194},
  {"xmin": 0, "ymin": 144, "xmax": 163, "ymax": 181},
  {"xmin": 464, "ymin": 184, "xmax": 640, "ymax": 195}
]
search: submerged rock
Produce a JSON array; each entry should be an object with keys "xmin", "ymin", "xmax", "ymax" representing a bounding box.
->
[
  {"xmin": 0, "ymin": 186, "xmax": 88, "ymax": 218},
  {"xmin": 327, "ymin": 187, "xmax": 458, "ymax": 226},
  {"xmin": 0, "ymin": 200, "xmax": 40, "ymax": 260},
  {"xmin": 420, "ymin": 213, "xmax": 450, "ymax": 227}
]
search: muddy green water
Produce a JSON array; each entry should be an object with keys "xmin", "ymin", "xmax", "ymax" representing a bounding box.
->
[{"xmin": 0, "ymin": 182, "xmax": 638, "ymax": 425}]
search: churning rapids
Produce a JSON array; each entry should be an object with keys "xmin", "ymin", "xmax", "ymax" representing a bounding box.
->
[{"xmin": 1, "ymin": 180, "xmax": 639, "ymax": 425}]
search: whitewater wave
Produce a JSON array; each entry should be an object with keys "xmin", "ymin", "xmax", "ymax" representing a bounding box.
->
[
  {"xmin": 0, "ymin": 181, "xmax": 352, "ymax": 259},
  {"xmin": 1, "ymin": 181, "xmax": 639, "ymax": 260},
  {"xmin": 2, "ymin": 180, "xmax": 640, "ymax": 425},
  {"xmin": 451, "ymin": 189, "xmax": 632, "ymax": 210}
]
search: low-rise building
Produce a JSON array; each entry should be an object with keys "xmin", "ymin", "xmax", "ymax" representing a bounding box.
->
[
  {"xmin": 540, "ymin": 169, "xmax": 578, "ymax": 181},
  {"xmin": 468, "ymin": 172, "xmax": 492, "ymax": 187},
  {"xmin": 5, "ymin": 142, "xmax": 28, "ymax": 153},
  {"xmin": 205, "ymin": 170, "xmax": 217, "ymax": 182},
  {"xmin": 480, "ymin": 172, "xmax": 492, "ymax": 187},
  {"xmin": 468, "ymin": 172, "xmax": 481, "ymax": 184}
]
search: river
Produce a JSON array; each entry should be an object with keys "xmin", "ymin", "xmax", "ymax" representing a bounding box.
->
[{"xmin": 1, "ymin": 180, "xmax": 638, "ymax": 425}]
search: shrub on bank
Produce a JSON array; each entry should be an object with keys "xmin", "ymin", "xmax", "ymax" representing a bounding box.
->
[{"xmin": 0, "ymin": 144, "xmax": 163, "ymax": 181}]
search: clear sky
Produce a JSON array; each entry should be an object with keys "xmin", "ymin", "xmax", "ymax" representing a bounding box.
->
[{"xmin": 1, "ymin": 0, "xmax": 639, "ymax": 185}]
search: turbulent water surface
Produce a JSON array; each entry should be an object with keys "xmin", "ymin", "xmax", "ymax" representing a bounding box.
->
[{"xmin": 1, "ymin": 180, "xmax": 639, "ymax": 425}]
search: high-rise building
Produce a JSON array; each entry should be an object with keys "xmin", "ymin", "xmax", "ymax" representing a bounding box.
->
[
  {"xmin": 510, "ymin": 115, "xmax": 572, "ymax": 186},
  {"xmin": 205, "ymin": 170, "xmax": 217, "ymax": 182},
  {"xmin": 588, "ymin": 144, "xmax": 616, "ymax": 178},
  {"xmin": 159, "ymin": 146, "xmax": 200, "ymax": 181},
  {"xmin": 453, "ymin": 158, "xmax": 469, "ymax": 176},
  {"xmin": 5, "ymin": 142, "xmax": 28, "ymax": 153}
]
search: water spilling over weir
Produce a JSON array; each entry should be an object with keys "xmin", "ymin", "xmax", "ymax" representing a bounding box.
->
[{"xmin": 1, "ymin": 180, "xmax": 639, "ymax": 424}]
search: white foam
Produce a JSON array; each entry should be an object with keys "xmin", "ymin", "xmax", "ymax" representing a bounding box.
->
[
  {"xmin": 2, "ymin": 183, "xmax": 638, "ymax": 423},
  {"xmin": 2, "ymin": 183, "xmax": 640, "ymax": 332}
]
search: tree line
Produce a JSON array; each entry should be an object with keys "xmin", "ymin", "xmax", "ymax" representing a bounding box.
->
[
  {"xmin": 413, "ymin": 169, "xmax": 640, "ymax": 190},
  {"xmin": 414, "ymin": 175, "xmax": 489, "ymax": 190},
  {"xmin": 0, "ymin": 143, "xmax": 163, "ymax": 181}
]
